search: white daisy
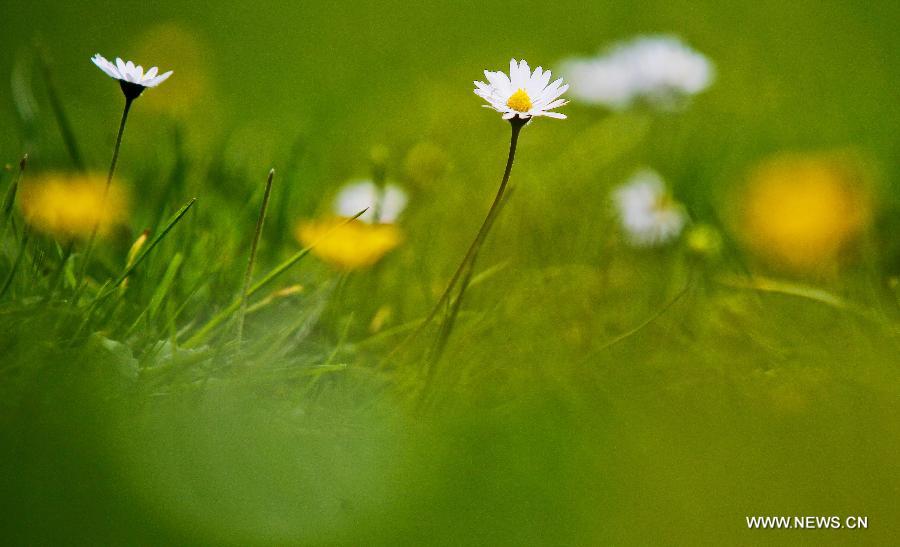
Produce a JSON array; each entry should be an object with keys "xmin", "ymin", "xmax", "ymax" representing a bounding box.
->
[
  {"xmin": 474, "ymin": 59, "xmax": 569, "ymax": 120},
  {"xmin": 561, "ymin": 36, "xmax": 713, "ymax": 110},
  {"xmin": 91, "ymin": 54, "xmax": 172, "ymax": 98},
  {"xmin": 613, "ymin": 169, "xmax": 687, "ymax": 247},
  {"xmin": 334, "ymin": 180, "xmax": 408, "ymax": 224}
]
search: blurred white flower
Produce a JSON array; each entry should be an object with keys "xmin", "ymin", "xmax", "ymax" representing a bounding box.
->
[
  {"xmin": 613, "ymin": 169, "xmax": 687, "ymax": 247},
  {"xmin": 562, "ymin": 36, "xmax": 713, "ymax": 110},
  {"xmin": 91, "ymin": 54, "xmax": 172, "ymax": 98},
  {"xmin": 474, "ymin": 59, "xmax": 569, "ymax": 120},
  {"xmin": 334, "ymin": 180, "xmax": 408, "ymax": 224}
]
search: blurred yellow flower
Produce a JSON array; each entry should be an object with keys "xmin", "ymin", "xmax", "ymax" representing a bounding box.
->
[
  {"xmin": 295, "ymin": 218, "xmax": 402, "ymax": 271},
  {"xmin": 20, "ymin": 173, "xmax": 129, "ymax": 239},
  {"xmin": 738, "ymin": 153, "xmax": 871, "ymax": 272}
]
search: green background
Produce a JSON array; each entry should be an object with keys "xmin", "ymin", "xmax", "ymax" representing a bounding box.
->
[{"xmin": 1, "ymin": 1, "xmax": 898, "ymax": 544}]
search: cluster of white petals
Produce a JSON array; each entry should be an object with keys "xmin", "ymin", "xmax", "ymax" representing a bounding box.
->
[
  {"xmin": 474, "ymin": 59, "xmax": 568, "ymax": 120},
  {"xmin": 613, "ymin": 169, "xmax": 687, "ymax": 247},
  {"xmin": 562, "ymin": 36, "xmax": 713, "ymax": 110},
  {"xmin": 91, "ymin": 54, "xmax": 173, "ymax": 88},
  {"xmin": 334, "ymin": 180, "xmax": 408, "ymax": 224}
]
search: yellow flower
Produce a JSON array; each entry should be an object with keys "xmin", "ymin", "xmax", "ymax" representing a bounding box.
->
[
  {"xmin": 738, "ymin": 153, "xmax": 871, "ymax": 272},
  {"xmin": 20, "ymin": 173, "xmax": 129, "ymax": 239},
  {"xmin": 295, "ymin": 218, "xmax": 402, "ymax": 271}
]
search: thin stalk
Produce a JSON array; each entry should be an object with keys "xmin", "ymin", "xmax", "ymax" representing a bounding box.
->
[
  {"xmin": 579, "ymin": 270, "xmax": 695, "ymax": 365},
  {"xmin": 430, "ymin": 120, "xmax": 522, "ymax": 326},
  {"xmin": 404, "ymin": 119, "xmax": 524, "ymax": 366},
  {"xmin": 236, "ymin": 168, "xmax": 275, "ymax": 345},
  {"xmin": 430, "ymin": 190, "xmax": 516, "ymax": 362},
  {"xmin": 1, "ymin": 155, "xmax": 27, "ymax": 246},
  {"xmin": 430, "ymin": 251, "xmax": 477, "ymax": 361},
  {"xmin": 77, "ymin": 96, "xmax": 134, "ymax": 287},
  {"xmin": 105, "ymin": 98, "xmax": 134, "ymax": 192}
]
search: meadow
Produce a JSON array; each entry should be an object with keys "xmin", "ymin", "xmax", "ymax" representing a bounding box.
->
[{"xmin": 1, "ymin": 1, "xmax": 899, "ymax": 544}]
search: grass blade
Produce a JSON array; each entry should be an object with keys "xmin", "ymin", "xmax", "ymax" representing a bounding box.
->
[
  {"xmin": 1, "ymin": 155, "xmax": 27, "ymax": 245},
  {"xmin": 718, "ymin": 274, "xmax": 847, "ymax": 309},
  {"xmin": 123, "ymin": 252, "xmax": 185, "ymax": 338},
  {"xmin": 147, "ymin": 252, "xmax": 184, "ymax": 321},
  {"xmin": 182, "ymin": 208, "xmax": 367, "ymax": 348},
  {"xmin": 111, "ymin": 198, "xmax": 196, "ymax": 290},
  {"xmin": 237, "ymin": 168, "xmax": 275, "ymax": 345},
  {"xmin": 93, "ymin": 198, "xmax": 196, "ymax": 303}
]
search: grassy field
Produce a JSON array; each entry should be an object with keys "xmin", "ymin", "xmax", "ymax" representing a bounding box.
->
[{"xmin": 1, "ymin": 1, "xmax": 899, "ymax": 544}]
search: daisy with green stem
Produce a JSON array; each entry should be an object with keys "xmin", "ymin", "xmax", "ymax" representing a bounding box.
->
[
  {"xmin": 77, "ymin": 54, "xmax": 172, "ymax": 292},
  {"xmin": 423, "ymin": 59, "xmax": 568, "ymax": 364}
]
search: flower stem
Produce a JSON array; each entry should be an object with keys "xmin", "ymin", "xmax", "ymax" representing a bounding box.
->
[
  {"xmin": 236, "ymin": 168, "xmax": 275, "ymax": 346},
  {"xmin": 75, "ymin": 96, "xmax": 133, "ymax": 297},
  {"xmin": 106, "ymin": 97, "xmax": 134, "ymax": 189},
  {"xmin": 426, "ymin": 118, "xmax": 525, "ymax": 363}
]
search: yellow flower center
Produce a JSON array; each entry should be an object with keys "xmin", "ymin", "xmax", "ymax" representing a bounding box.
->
[{"xmin": 506, "ymin": 88, "xmax": 532, "ymax": 112}]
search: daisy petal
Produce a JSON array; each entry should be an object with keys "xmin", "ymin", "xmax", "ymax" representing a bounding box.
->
[
  {"xmin": 543, "ymin": 99, "xmax": 569, "ymax": 110},
  {"xmin": 92, "ymin": 54, "xmax": 120, "ymax": 79},
  {"xmin": 484, "ymin": 70, "xmax": 511, "ymax": 92},
  {"xmin": 145, "ymin": 70, "xmax": 173, "ymax": 87}
]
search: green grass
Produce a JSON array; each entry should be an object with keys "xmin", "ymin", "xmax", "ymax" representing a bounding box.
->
[{"xmin": 1, "ymin": 0, "xmax": 900, "ymax": 544}]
